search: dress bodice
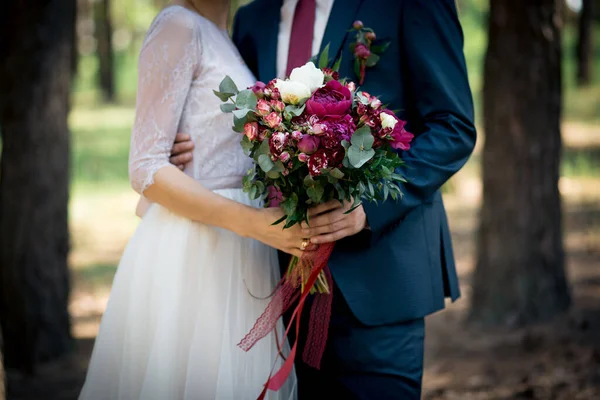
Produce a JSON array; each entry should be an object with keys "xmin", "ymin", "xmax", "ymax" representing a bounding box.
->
[{"xmin": 129, "ymin": 6, "xmax": 256, "ymax": 193}]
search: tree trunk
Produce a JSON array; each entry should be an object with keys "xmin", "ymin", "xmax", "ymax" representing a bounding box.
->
[
  {"xmin": 0, "ymin": 0, "xmax": 76, "ymax": 372},
  {"xmin": 95, "ymin": 0, "xmax": 115, "ymax": 102},
  {"xmin": 0, "ymin": 348, "xmax": 4, "ymax": 400},
  {"xmin": 576, "ymin": 0, "xmax": 594, "ymax": 86},
  {"xmin": 470, "ymin": 0, "xmax": 571, "ymax": 325}
]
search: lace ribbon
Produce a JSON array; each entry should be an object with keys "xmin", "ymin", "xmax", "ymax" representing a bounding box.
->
[{"xmin": 237, "ymin": 242, "xmax": 336, "ymax": 399}]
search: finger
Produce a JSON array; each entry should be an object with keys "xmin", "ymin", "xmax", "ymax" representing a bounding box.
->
[
  {"xmin": 308, "ymin": 200, "xmax": 343, "ymax": 218},
  {"xmin": 174, "ymin": 132, "xmax": 191, "ymax": 143},
  {"xmin": 302, "ymin": 208, "xmax": 346, "ymax": 231},
  {"xmin": 302, "ymin": 219, "xmax": 349, "ymax": 237},
  {"xmin": 178, "ymin": 164, "xmax": 185, "ymax": 171},
  {"xmin": 169, "ymin": 153, "xmax": 193, "ymax": 166},
  {"xmin": 310, "ymin": 229, "xmax": 353, "ymax": 245},
  {"xmin": 171, "ymin": 140, "xmax": 195, "ymax": 156},
  {"xmin": 288, "ymin": 248, "xmax": 304, "ymax": 258}
]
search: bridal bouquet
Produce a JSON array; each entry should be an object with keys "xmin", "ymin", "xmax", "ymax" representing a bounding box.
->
[{"xmin": 214, "ymin": 57, "xmax": 413, "ymax": 398}]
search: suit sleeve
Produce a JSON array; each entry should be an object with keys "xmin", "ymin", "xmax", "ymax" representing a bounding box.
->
[{"xmin": 362, "ymin": 0, "xmax": 476, "ymax": 241}]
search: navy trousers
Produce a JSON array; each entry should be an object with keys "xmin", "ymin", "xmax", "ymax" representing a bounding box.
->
[{"xmin": 287, "ymin": 283, "xmax": 425, "ymax": 400}]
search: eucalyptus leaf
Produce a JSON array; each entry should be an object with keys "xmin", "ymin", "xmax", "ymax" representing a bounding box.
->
[
  {"xmin": 284, "ymin": 104, "xmax": 306, "ymax": 117},
  {"xmin": 307, "ymin": 184, "xmax": 325, "ymax": 203},
  {"xmin": 249, "ymin": 185, "xmax": 258, "ymax": 200},
  {"xmin": 236, "ymin": 89, "xmax": 257, "ymax": 110},
  {"xmin": 266, "ymin": 170, "xmax": 281, "ymax": 179},
  {"xmin": 219, "ymin": 76, "xmax": 239, "ymax": 96},
  {"xmin": 330, "ymin": 168, "xmax": 344, "ymax": 179},
  {"xmin": 351, "ymin": 125, "xmax": 375, "ymax": 150},
  {"xmin": 232, "ymin": 108, "xmax": 253, "ymax": 119},
  {"xmin": 240, "ymin": 135, "xmax": 254, "ymax": 154},
  {"xmin": 213, "ymin": 90, "xmax": 233, "ymax": 102},
  {"xmin": 220, "ymin": 103, "xmax": 236, "ymax": 113},
  {"xmin": 233, "ymin": 115, "xmax": 245, "ymax": 133},
  {"xmin": 257, "ymin": 154, "xmax": 275, "ymax": 172}
]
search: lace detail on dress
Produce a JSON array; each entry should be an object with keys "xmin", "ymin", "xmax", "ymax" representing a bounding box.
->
[{"xmin": 129, "ymin": 7, "xmax": 201, "ymax": 194}]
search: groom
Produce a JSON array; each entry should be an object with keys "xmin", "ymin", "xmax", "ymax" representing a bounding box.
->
[{"xmin": 172, "ymin": 0, "xmax": 475, "ymax": 398}]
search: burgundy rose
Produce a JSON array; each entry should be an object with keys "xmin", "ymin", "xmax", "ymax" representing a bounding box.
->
[
  {"xmin": 258, "ymin": 125, "xmax": 270, "ymax": 142},
  {"xmin": 354, "ymin": 43, "xmax": 371, "ymax": 59},
  {"xmin": 267, "ymin": 186, "xmax": 283, "ymax": 208},
  {"xmin": 330, "ymin": 147, "xmax": 345, "ymax": 168},
  {"xmin": 297, "ymin": 134, "xmax": 320, "ymax": 155},
  {"xmin": 305, "ymin": 80, "xmax": 352, "ymax": 117},
  {"xmin": 307, "ymin": 149, "xmax": 329, "ymax": 177},
  {"xmin": 269, "ymin": 132, "xmax": 289, "ymax": 156}
]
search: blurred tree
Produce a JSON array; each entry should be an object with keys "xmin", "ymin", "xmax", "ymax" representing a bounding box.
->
[
  {"xmin": 0, "ymin": 0, "xmax": 76, "ymax": 372},
  {"xmin": 576, "ymin": 0, "xmax": 594, "ymax": 85},
  {"xmin": 95, "ymin": 0, "xmax": 115, "ymax": 101},
  {"xmin": 471, "ymin": 0, "xmax": 571, "ymax": 325}
]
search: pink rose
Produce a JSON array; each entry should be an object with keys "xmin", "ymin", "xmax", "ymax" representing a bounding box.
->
[
  {"xmin": 306, "ymin": 80, "xmax": 352, "ymax": 117},
  {"xmin": 370, "ymin": 98, "xmax": 382, "ymax": 109},
  {"xmin": 298, "ymin": 153, "xmax": 308, "ymax": 163},
  {"xmin": 269, "ymin": 132, "xmax": 289, "ymax": 156},
  {"xmin": 267, "ymin": 186, "xmax": 283, "ymax": 208},
  {"xmin": 297, "ymin": 134, "xmax": 320, "ymax": 155},
  {"xmin": 256, "ymin": 99, "xmax": 271, "ymax": 116},
  {"xmin": 251, "ymin": 81, "xmax": 267, "ymax": 98},
  {"xmin": 264, "ymin": 112, "xmax": 283, "ymax": 129},
  {"xmin": 354, "ymin": 43, "xmax": 371, "ymax": 59},
  {"xmin": 346, "ymin": 81, "xmax": 356, "ymax": 93},
  {"xmin": 258, "ymin": 125, "xmax": 270, "ymax": 142},
  {"xmin": 270, "ymin": 100, "xmax": 285, "ymax": 113},
  {"xmin": 312, "ymin": 123, "xmax": 327, "ymax": 135},
  {"xmin": 243, "ymin": 122, "xmax": 258, "ymax": 141},
  {"xmin": 280, "ymin": 151, "xmax": 291, "ymax": 163}
]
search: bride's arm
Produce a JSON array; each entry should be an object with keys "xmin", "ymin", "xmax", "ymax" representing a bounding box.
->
[{"xmin": 130, "ymin": 12, "xmax": 305, "ymax": 256}]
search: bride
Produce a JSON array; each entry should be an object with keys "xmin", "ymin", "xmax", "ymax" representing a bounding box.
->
[{"xmin": 79, "ymin": 1, "xmax": 302, "ymax": 399}]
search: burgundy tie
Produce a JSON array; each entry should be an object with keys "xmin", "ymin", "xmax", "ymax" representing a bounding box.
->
[{"xmin": 286, "ymin": 0, "xmax": 316, "ymax": 77}]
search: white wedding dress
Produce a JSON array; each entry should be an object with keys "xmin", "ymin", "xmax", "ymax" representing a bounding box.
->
[{"xmin": 79, "ymin": 6, "xmax": 296, "ymax": 400}]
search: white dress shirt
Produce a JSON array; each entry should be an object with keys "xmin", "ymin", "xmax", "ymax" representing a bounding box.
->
[{"xmin": 277, "ymin": 0, "xmax": 335, "ymax": 78}]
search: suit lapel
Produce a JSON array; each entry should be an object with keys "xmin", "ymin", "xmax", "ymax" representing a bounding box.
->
[
  {"xmin": 257, "ymin": 0, "xmax": 283, "ymax": 82},
  {"xmin": 320, "ymin": 0, "xmax": 364, "ymax": 62}
]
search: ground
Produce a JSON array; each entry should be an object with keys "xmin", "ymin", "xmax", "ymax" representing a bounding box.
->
[{"xmin": 4, "ymin": 120, "xmax": 600, "ymax": 400}]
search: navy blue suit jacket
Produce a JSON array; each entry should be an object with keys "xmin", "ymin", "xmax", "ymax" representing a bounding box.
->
[{"xmin": 233, "ymin": 0, "xmax": 476, "ymax": 326}]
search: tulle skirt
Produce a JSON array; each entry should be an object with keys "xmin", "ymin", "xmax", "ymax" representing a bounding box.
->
[{"xmin": 79, "ymin": 189, "xmax": 296, "ymax": 400}]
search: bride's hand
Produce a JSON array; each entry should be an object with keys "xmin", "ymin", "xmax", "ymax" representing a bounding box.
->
[{"xmin": 249, "ymin": 208, "xmax": 308, "ymax": 258}]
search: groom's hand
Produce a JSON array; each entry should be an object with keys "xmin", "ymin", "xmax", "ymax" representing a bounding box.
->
[
  {"xmin": 301, "ymin": 199, "xmax": 368, "ymax": 244},
  {"xmin": 170, "ymin": 133, "xmax": 195, "ymax": 170}
]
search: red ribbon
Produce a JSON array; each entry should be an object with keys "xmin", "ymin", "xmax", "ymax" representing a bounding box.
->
[{"xmin": 238, "ymin": 243, "xmax": 335, "ymax": 399}]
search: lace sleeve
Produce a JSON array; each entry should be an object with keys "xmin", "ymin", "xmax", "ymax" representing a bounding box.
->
[{"xmin": 128, "ymin": 10, "xmax": 200, "ymax": 194}]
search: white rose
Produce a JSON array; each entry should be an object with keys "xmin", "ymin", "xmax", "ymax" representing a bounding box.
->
[
  {"xmin": 380, "ymin": 112, "xmax": 398, "ymax": 130},
  {"xmin": 289, "ymin": 62, "xmax": 324, "ymax": 93},
  {"xmin": 274, "ymin": 79, "xmax": 311, "ymax": 105}
]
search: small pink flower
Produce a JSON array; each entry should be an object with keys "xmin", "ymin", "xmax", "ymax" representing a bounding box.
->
[
  {"xmin": 291, "ymin": 130, "xmax": 303, "ymax": 140},
  {"xmin": 298, "ymin": 135, "xmax": 320, "ymax": 155},
  {"xmin": 243, "ymin": 122, "xmax": 258, "ymax": 141},
  {"xmin": 346, "ymin": 81, "xmax": 356, "ymax": 92},
  {"xmin": 353, "ymin": 20, "xmax": 364, "ymax": 30},
  {"xmin": 264, "ymin": 112, "xmax": 283, "ymax": 129},
  {"xmin": 267, "ymin": 186, "xmax": 283, "ymax": 208},
  {"xmin": 282, "ymin": 169, "xmax": 290, "ymax": 177},
  {"xmin": 354, "ymin": 43, "xmax": 371, "ymax": 59},
  {"xmin": 256, "ymin": 99, "xmax": 271, "ymax": 116},
  {"xmin": 365, "ymin": 32, "xmax": 376, "ymax": 42},
  {"xmin": 280, "ymin": 151, "xmax": 291, "ymax": 163},
  {"xmin": 270, "ymin": 100, "xmax": 285, "ymax": 113}
]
